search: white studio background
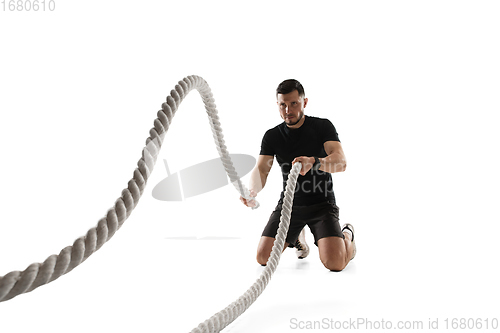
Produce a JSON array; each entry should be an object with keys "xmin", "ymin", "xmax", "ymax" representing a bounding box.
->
[{"xmin": 1, "ymin": 1, "xmax": 499, "ymax": 332}]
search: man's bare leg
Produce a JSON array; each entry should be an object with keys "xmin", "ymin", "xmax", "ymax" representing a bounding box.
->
[
  {"xmin": 317, "ymin": 230, "xmax": 355, "ymax": 272},
  {"xmin": 256, "ymin": 236, "xmax": 290, "ymax": 266}
]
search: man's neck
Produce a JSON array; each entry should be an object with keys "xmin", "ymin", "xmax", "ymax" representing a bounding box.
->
[{"xmin": 286, "ymin": 115, "xmax": 306, "ymax": 129}]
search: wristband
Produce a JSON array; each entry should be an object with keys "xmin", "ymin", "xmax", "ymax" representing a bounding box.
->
[{"xmin": 312, "ymin": 156, "xmax": 321, "ymax": 171}]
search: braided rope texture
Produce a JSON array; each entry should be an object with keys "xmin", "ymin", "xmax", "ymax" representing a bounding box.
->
[
  {"xmin": 191, "ymin": 162, "xmax": 301, "ymax": 333},
  {"xmin": 0, "ymin": 75, "xmax": 301, "ymax": 333},
  {"xmin": 0, "ymin": 75, "xmax": 255, "ymax": 303}
]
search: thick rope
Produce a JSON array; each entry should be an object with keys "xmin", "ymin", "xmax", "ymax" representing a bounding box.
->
[
  {"xmin": 191, "ymin": 162, "xmax": 301, "ymax": 333},
  {"xmin": 0, "ymin": 75, "xmax": 301, "ymax": 333},
  {"xmin": 0, "ymin": 75, "xmax": 255, "ymax": 303}
]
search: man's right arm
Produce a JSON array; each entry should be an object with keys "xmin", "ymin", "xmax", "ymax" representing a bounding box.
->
[{"xmin": 240, "ymin": 155, "xmax": 274, "ymax": 207}]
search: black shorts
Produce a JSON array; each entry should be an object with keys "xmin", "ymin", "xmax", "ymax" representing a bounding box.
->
[{"xmin": 261, "ymin": 200, "xmax": 344, "ymax": 246}]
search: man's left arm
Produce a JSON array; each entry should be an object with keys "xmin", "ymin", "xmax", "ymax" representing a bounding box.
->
[{"xmin": 292, "ymin": 141, "xmax": 347, "ymax": 176}]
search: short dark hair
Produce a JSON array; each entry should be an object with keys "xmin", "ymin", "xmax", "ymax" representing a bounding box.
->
[{"xmin": 276, "ymin": 79, "xmax": 305, "ymax": 98}]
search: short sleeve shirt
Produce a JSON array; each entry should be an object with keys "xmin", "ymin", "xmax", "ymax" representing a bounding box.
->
[{"xmin": 260, "ymin": 115, "xmax": 340, "ymax": 206}]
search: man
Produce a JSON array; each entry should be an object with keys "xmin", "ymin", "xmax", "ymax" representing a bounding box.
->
[{"xmin": 240, "ymin": 79, "xmax": 356, "ymax": 271}]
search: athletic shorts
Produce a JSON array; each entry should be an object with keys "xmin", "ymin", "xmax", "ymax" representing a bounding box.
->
[{"xmin": 261, "ymin": 200, "xmax": 344, "ymax": 247}]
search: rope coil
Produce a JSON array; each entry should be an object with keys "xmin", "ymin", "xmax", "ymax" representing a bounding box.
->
[{"xmin": 0, "ymin": 75, "xmax": 300, "ymax": 333}]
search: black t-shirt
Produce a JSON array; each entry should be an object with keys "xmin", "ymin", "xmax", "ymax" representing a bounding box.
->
[{"xmin": 260, "ymin": 115, "xmax": 340, "ymax": 206}]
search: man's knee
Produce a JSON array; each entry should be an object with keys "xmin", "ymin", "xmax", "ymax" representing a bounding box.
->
[
  {"xmin": 318, "ymin": 237, "xmax": 349, "ymax": 271},
  {"xmin": 322, "ymin": 258, "xmax": 346, "ymax": 271},
  {"xmin": 256, "ymin": 237, "xmax": 273, "ymax": 266},
  {"xmin": 256, "ymin": 236, "xmax": 288, "ymax": 266},
  {"xmin": 256, "ymin": 250, "xmax": 269, "ymax": 266},
  {"xmin": 321, "ymin": 252, "xmax": 347, "ymax": 272}
]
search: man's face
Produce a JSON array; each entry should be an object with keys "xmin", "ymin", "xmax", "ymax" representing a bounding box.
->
[{"xmin": 277, "ymin": 90, "xmax": 308, "ymax": 128}]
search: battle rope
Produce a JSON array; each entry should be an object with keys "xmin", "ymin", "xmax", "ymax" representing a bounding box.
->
[
  {"xmin": 0, "ymin": 75, "xmax": 301, "ymax": 333},
  {"xmin": 191, "ymin": 162, "xmax": 300, "ymax": 333}
]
